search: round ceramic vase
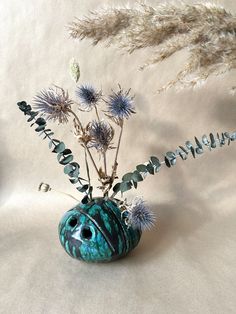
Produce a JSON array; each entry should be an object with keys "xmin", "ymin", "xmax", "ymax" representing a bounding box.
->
[{"xmin": 58, "ymin": 198, "xmax": 142, "ymax": 262}]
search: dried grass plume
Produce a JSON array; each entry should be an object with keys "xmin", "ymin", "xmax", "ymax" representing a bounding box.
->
[{"xmin": 69, "ymin": 2, "xmax": 236, "ymax": 92}]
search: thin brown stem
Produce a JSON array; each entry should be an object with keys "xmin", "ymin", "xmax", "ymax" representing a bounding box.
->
[
  {"xmin": 109, "ymin": 120, "xmax": 124, "ymax": 192},
  {"xmin": 86, "ymin": 146, "xmax": 101, "ymax": 178},
  {"xmin": 84, "ymin": 148, "xmax": 93, "ymax": 200},
  {"xmin": 69, "ymin": 108, "xmax": 103, "ymax": 180},
  {"xmin": 68, "ymin": 109, "xmax": 84, "ymax": 131},
  {"xmin": 113, "ymin": 122, "xmax": 123, "ymax": 172},
  {"xmin": 103, "ymin": 152, "xmax": 107, "ymax": 176},
  {"xmin": 95, "ymin": 105, "xmax": 100, "ymax": 121}
]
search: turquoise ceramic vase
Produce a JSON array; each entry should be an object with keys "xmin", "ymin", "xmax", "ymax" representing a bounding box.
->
[{"xmin": 58, "ymin": 198, "xmax": 142, "ymax": 262}]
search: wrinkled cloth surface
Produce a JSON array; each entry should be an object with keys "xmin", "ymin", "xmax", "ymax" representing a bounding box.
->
[{"xmin": 1, "ymin": 0, "xmax": 236, "ymax": 313}]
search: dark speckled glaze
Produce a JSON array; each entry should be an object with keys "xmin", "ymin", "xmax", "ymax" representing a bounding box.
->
[{"xmin": 58, "ymin": 198, "xmax": 142, "ymax": 262}]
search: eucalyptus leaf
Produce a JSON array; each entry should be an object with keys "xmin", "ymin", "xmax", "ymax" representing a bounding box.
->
[
  {"xmin": 166, "ymin": 151, "xmax": 176, "ymax": 159},
  {"xmin": 196, "ymin": 147, "xmax": 204, "ymax": 154},
  {"xmin": 35, "ymin": 117, "xmax": 46, "ymax": 126},
  {"xmin": 77, "ymin": 184, "xmax": 89, "ymax": 192},
  {"xmin": 202, "ymin": 134, "xmax": 210, "ymax": 146},
  {"xmin": 48, "ymin": 140, "xmax": 53, "ymax": 149},
  {"xmin": 69, "ymin": 178, "xmax": 79, "ymax": 184},
  {"xmin": 230, "ymin": 132, "xmax": 236, "ymax": 141},
  {"xmin": 146, "ymin": 163, "xmax": 155, "ymax": 174},
  {"xmin": 62, "ymin": 148, "xmax": 72, "ymax": 156},
  {"xmin": 209, "ymin": 133, "xmax": 216, "ymax": 149},
  {"xmin": 120, "ymin": 181, "xmax": 132, "ymax": 193},
  {"xmin": 170, "ymin": 158, "xmax": 177, "ymax": 166},
  {"xmin": 113, "ymin": 183, "xmax": 121, "ymax": 193},
  {"xmin": 185, "ymin": 141, "xmax": 193, "ymax": 150},
  {"xmin": 64, "ymin": 164, "xmax": 74, "ymax": 175},
  {"xmin": 194, "ymin": 136, "xmax": 203, "ymax": 149},
  {"xmin": 81, "ymin": 195, "xmax": 89, "ymax": 204},
  {"xmin": 164, "ymin": 157, "xmax": 171, "ymax": 168},
  {"xmin": 59, "ymin": 155, "xmax": 73, "ymax": 165},
  {"xmin": 150, "ymin": 156, "xmax": 161, "ymax": 167},
  {"xmin": 122, "ymin": 172, "xmax": 134, "ymax": 182},
  {"xmin": 136, "ymin": 164, "xmax": 147, "ymax": 173},
  {"xmin": 132, "ymin": 170, "xmax": 143, "ymax": 182},
  {"xmin": 190, "ymin": 146, "xmax": 196, "ymax": 158},
  {"xmin": 53, "ymin": 142, "xmax": 66, "ymax": 153},
  {"xmin": 57, "ymin": 153, "xmax": 63, "ymax": 162},
  {"xmin": 35, "ymin": 125, "xmax": 45, "ymax": 132},
  {"xmin": 179, "ymin": 145, "xmax": 188, "ymax": 155}
]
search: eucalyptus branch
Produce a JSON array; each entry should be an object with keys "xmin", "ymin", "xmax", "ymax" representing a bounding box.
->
[
  {"xmin": 111, "ymin": 130, "xmax": 236, "ymax": 198},
  {"xmin": 17, "ymin": 101, "xmax": 91, "ymax": 204}
]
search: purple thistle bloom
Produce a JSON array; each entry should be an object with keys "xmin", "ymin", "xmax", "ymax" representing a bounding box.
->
[
  {"xmin": 125, "ymin": 197, "xmax": 156, "ymax": 231},
  {"xmin": 33, "ymin": 88, "xmax": 73, "ymax": 124},
  {"xmin": 107, "ymin": 87, "xmax": 135, "ymax": 120},
  {"xmin": 76, "ymin": 85, "xmax": 101, "ymax": 111},
  {"xmin": 88, "ymin": 120, "xmax": 114, "ymax": 153}
]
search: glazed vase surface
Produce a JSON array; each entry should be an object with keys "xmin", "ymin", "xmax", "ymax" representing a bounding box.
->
[{"xmin": 58, "ymin": 198, "xmax": 142, "ymax": 262}]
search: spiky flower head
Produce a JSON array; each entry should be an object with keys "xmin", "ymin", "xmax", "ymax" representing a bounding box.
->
[
  {"xmin": 88, "ymin": 120, "xmax": 114, "ymax": 153},
  {"xmin": 124, "ymin": 197, "xmax": 156, "ymax": 231},
  {"xmin": 107, "ymin": 86, "xmax": 135, "ymax": 121},
  {"xmin": 76, "ymin": 85, "xmax": 101, "ymax": 111},
  {"xmin": 33, "ymin": 88, "xmax": 73, "ymax": 124}
]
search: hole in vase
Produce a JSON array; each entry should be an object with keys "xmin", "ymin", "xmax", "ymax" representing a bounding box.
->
[
  {"xmin": 81, "ymin": 226, "xmax": 93, "ymax": 240},
  {"xmin": 68, "ymin": 217, "xmax": 77, "ymax": 228}
]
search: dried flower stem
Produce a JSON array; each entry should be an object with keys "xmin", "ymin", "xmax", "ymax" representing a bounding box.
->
[
  {"xmin": 111, "ymin": 121, "xmax": 124, "ymax": 182},
  {"xmin": 95, "ymin": 105, "xmax": 100, "ymax": 121},
  {"xmin": 94, "ymin": 104, "xmax": 108, "ymax": 179},
  {"xmin": 103, "ymin": 152, "xmax": 107, "ymax": 176},
  {"xmin": 69, "ymin": 108, "xmax": 102, "ymax": 180},
  {"xmin": 84, "ymin": 148, "xmax": 93, "ymax": 200},
  {"xmin": 70, "ymin": 3, "xmax": 236, "ymax": 90},
  {"xmin": 39, "ymin": 183, "xmax": 79, "ymax": 201},
  {"xmin": 68, "ymin": 109, "xmax": 84, "ymax": 131}
]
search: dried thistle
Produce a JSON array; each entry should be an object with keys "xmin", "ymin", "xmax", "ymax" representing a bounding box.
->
[
  {"xmin": 33, "ymin": 88, "xmax": 73, "ymax": 123},
  {"xmin": 124, "ymin": 197, "xmax": 156, "ymax": 231},
  {"xmin": 76, "ymin": 85, "xmax": 101, "ymax": 111},
  {"xmin": 87, "ymin": 120, "xmax": 114, "ymax": 153},
  {"xmin": 69, "ymin": 3, "xmax": 236, "ymax": 91}
]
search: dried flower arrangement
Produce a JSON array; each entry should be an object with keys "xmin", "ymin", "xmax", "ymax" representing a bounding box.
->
[
  {"xmin": 69, "ymin": 2, "xmax": 236, "ymax": 92},
  {"xmin": 17, "ymin": 2, "xmax": 236, "ymax": 262}
]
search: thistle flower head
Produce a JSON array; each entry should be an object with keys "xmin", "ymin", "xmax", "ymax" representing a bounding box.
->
[
  {"xmin": 107, "ymin": 87, "xmax": 135, "ymax": 120},
  {"xmin": 76, "ymin": 85, "xmax": 101, "ymax": 111},
  {"xmin": 33, "ymin": 88, "xmax": 73, "ymax": 123},
  {"xmin": 125, "ymin": 197, "xmax": 156, "ymax": 231},
  {"xmin": 88, "ymin": 120, "xmax": 114, "ymax": 152}
]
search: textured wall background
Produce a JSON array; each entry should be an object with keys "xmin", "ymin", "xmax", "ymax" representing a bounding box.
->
[{"xmin": 1, "ymin": 1, "xmax": 236, "ymax": 313}]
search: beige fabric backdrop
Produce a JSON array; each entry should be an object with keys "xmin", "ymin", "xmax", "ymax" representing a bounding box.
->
[{"xmin": 1, "ymin": 0, "xmax": 236, "ymax": 313}]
